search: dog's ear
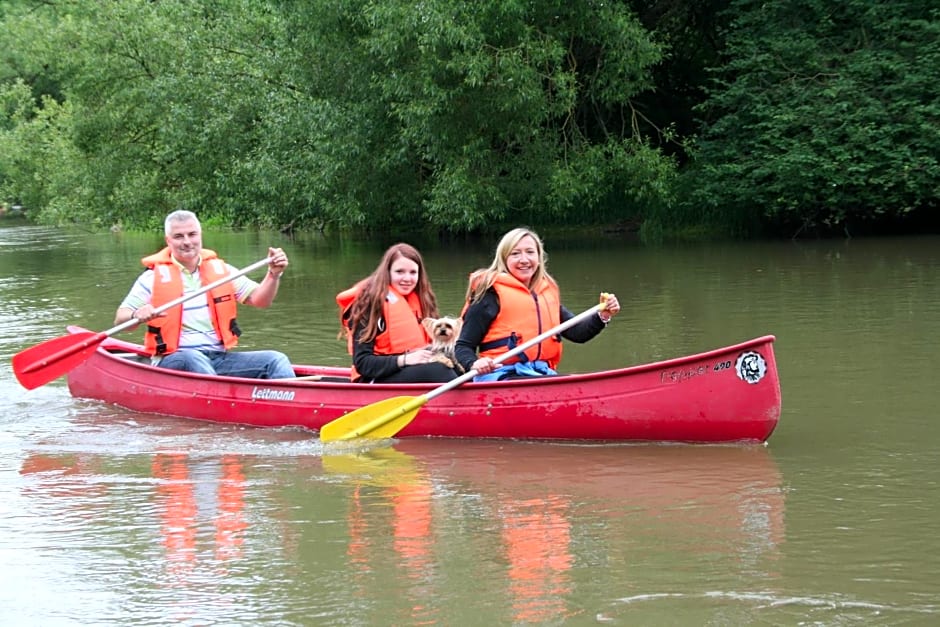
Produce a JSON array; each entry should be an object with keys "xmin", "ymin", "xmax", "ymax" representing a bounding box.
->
[
  {"xmin": 451, "ymin": 317, "xmax": 463, "ymax": 334},
  {"xmin": 421, "ymin": 317, "xmax": 436, "ymax": 335}
]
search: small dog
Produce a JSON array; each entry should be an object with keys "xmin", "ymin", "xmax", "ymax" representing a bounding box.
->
[{"xmin": 422, "ymin": 316, "xmax": 464, "ymax": 372}]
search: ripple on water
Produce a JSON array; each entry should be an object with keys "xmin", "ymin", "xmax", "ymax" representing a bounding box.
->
[{"xmin": 607, "ymin": 590, "xmax": 937, "ymax": 624}]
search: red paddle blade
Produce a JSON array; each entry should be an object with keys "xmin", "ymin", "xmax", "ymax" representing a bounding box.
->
[{"xmin": 12, "ymin": 331, "xmax": 108, "ymax": 390}]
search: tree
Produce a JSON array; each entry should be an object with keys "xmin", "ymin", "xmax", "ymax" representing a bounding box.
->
[
  {"xmin": 0, "ymin": 0, "xmax": 677, "ymax": 234},
  {"xmin": 242, "ymin": 0, "xmax": 676, "ymax": 232},
  {"xmin": 680, "ymin": 0, "xmax": 940, "ymax": 237}
]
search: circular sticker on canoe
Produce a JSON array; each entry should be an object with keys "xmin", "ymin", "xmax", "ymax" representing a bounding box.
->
[{"xmin": 735, "ymin": 351, "xmax": 767, "ymax": 384}]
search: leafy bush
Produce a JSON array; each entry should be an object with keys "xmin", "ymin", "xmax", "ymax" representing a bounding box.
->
[{"xmin": 679, "ymin": 0, "xmax": 940, "ymax": 237}]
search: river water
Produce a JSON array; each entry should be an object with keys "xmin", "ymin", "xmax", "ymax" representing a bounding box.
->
[{"xmin": 2, "ymin": 222, "xmax": 939, "ymax": 625}]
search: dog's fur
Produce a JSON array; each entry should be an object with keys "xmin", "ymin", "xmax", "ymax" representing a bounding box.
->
[{"xmin": 422, "ymin": 316, "xmax": 464, "ymax": 372}]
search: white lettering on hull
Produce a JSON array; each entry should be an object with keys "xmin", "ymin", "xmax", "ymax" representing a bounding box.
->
[{"xmin": 251, "ymin": 386, "xmax": 296, "ymax": 401}]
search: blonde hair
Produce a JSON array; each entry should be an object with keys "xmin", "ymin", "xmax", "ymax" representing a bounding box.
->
[{"xmin": 465, "ymin": 227, "xmax": 556, "ymax": 304}]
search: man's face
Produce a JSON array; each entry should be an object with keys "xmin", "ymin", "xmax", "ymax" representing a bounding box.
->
[{"xmin": 165, "ymin": 218, "xmax": 202, "ymax": 267}]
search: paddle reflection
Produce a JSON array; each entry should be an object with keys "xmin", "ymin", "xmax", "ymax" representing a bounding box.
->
[
  {"xmin": 326, "ymin": 440, "xmax": 785, "ymax": 624},
  {"xmin": 326, "ymin": 448, "xmax": 439, "ymax": 624},
  {"xmin": 19, "ymin": 452, "xmax": 106, "ymax": 502}
]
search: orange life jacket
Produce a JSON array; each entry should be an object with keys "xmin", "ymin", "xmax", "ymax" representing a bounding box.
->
[
  {"xmin": 336, "ymin": 281, "xmax": 430, "ymax": 381},
  {"xmin": 474, "ymin": 272, "xmax": 563, "ymax": 368},
  {"xmin": 140, "ymin": 247, "xmax": 240, "ymax": 356}
]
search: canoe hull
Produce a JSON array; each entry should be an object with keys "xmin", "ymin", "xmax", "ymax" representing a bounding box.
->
[{"xmin": 65, "ymin": 328, "xmax": 781, "ymax": 442}]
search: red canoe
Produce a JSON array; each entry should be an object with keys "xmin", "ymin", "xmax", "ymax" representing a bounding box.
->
[{"xmin": 65, "ymin": 326, "xmax": 781, "ymax": 443}]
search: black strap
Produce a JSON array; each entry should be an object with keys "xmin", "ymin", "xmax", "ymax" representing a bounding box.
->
[
  {"xmin": 479, "ymin": 332, "xmax": 530, "ymax": 363},
  {"xmin": 147, "ymin": 325, "xmax": 168, "ymax": 355}
]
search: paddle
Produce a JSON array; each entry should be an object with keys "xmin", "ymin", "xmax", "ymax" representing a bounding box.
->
[
  {"xmin": 12, "ymin": 256, "xmax": 272, "ymax": 390},
  {"xmin": 319, "ymin": 295, "xmax": 610, "ymax": 442}
]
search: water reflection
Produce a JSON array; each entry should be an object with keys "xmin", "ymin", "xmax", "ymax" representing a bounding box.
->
[
  {"xmin": 325, "ymin": 440, "xmax": 785, "ymax": 624},
  {"xmin": 151, "ymin": 454, "xmax": 247, "ymax": 575},
  {"xmin": 19, "ymin": 446, "xmax": 253, "ymax": 594},
  {"xmin": 500, "ymin": 494, "xmax": 574, "ymax": 622},
  {"xmin": 10, "ymin": 223, "xmax": 939, "ymax": 622},
  {"xmin": 328, "ymin": 448, "xmax": 441, "ymax": 625}
]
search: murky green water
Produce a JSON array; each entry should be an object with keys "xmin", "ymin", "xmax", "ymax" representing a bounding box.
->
[{"xmin": 2, "ymin": 223, "xmax": 939, "ymax": 624}]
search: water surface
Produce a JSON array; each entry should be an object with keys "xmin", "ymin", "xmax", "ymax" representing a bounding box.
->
[{"xmin": 2, "ymin": 224, "xmax": 939, "ymax": 624}]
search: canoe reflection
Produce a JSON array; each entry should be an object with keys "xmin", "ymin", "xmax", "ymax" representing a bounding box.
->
[
  {"xmin": 325, "ymin": 441, "xmax": 785, "ymax": 624},
  {"xmin": 18, "ymin": 437, "xmax": 784, "ymax": 622}
]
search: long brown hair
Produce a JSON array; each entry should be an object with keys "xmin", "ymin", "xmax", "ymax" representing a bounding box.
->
[
  {"xmin": 347, "ymin": 243, "xmax": 440, "ymax": 344},
  {"xmin": 465, "ymin": 227, "xmax": 556, "ymax": 304}
]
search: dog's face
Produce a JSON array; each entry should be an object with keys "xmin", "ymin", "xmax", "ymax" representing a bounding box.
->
[{"xmin": 422, "ymin": 316, "xmax": 462, "ymax": 346}]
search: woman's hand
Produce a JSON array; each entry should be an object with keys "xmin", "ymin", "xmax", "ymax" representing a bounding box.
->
[
  {"xmin": 471, "ymin": 357, "xmax": 496, "ymax": 374},
  {"xmin": 400, "ymin": 348, "xmax": 435, "ymax": 367},
  {"xmin": 599, "ymin": 293, "xmax": 620, "ymax": 323}
]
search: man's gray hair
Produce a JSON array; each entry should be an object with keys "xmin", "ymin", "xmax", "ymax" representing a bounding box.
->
[{"xmin": 164, "ymin": 210, "xmax": 200, "ymax": 235}]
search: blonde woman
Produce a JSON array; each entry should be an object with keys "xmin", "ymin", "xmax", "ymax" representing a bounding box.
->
[{"xmin": 455, "ymin": 228, "xmax": 620, "ymax": 381}]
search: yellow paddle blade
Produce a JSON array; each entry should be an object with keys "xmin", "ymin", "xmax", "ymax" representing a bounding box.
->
[{"xmin": 320, "ymin": 395, "xmax": 429, "ymax": 442}]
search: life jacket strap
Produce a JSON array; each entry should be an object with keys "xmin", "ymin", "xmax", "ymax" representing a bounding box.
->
[
  {"xmin": 479, "ymin": 332, "xmax": 529, "ymax": 363},
  {"xmin": 147, "ymin": 325, "xmax": 168, "ymax": 356}
]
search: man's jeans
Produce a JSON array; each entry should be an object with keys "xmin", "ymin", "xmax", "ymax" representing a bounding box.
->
[{"xmin": 157, "ymin": 349, "xmax": 294, "ymax": 379}]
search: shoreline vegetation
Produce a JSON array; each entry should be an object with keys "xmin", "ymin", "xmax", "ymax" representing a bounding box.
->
[{"xmin": 1, "ymin": 1, "xmax": 937, "ymax": 242}]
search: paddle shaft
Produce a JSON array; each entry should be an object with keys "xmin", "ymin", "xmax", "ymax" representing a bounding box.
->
[
  {"xmin": 422, "ymin": 302, "xmax": 606, "ymax": 402},
  {"xmin": 329, "ymin": 302, "xmax": 608, "ymax": 440},
  {"xmin": 48, "ymin": 257, "xmax": 270, "ymax": 361},
  {"xmin": 108, "ymin": 256, "xmax": 272, "ymax": 336},
  {"xmin": 13, "ymin": 256, "xmax": 271, "ymax": 388}
]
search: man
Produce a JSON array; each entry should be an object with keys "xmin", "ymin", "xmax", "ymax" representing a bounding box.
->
[{"xmin": 115, "ymin": 209, "xmax": 294, "ymax": 379}]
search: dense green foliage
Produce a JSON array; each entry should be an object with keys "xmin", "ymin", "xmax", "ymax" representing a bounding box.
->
[
  {"xmin": 678, "ymin": 0, "xmax": 940, "ymax": 237},
  {"xmin": 1, "ymin": 0, "xmax": 937, "ymax": 238},
  {"xmin": 0, "ymin": 0, "xmax": 669, "ymax": 234}
]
